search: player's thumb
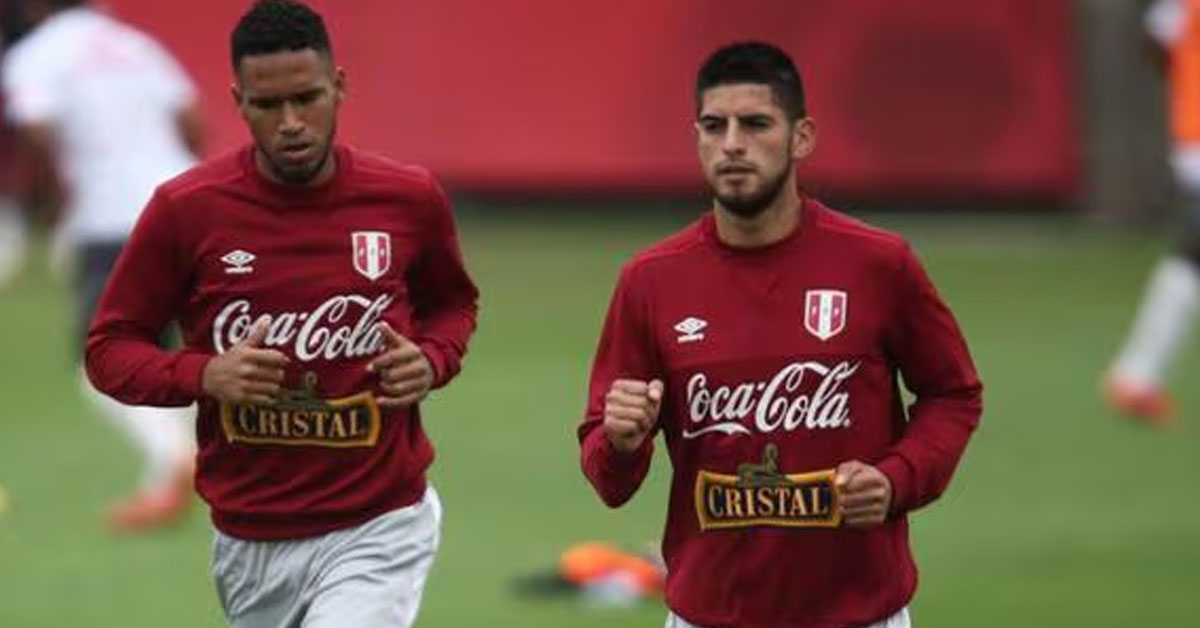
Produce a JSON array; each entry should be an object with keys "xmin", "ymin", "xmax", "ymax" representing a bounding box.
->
[
  {"xmin": 240, "ymin": 316, "xmax": 271, "ymax": 348},
  {"xmin": 835, "ymin": 460, "xmax": 865, "ymax": 489},
  {"xmin": 647, "ymin": 379, "xmax": 665, "ymax": 403},
  {"xmin": 376, "ymin": 322, "xmax": 407, "ymax": 348},
  {"xmin": 647, "ymin": 379, "xmax": 665, "ymax": 419}
]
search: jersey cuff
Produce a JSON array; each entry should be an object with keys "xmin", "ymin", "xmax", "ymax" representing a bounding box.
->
[
  {"xmin": 599, "ymin": 429, "xmax": 653, "ymax": 469},
  {"xmin": 173, "ymin": 351, "xmax": 212, "ymax": 399},
  {"xmin": 416, "ymin": 340, "xmax": 449, "ymax": 389},
  {"xmin": 875, "ymin": 453, "xmax": 915, "ymax": 514}
]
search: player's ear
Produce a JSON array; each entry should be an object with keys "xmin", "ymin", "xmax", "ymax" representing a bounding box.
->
[
  {"xmin": 791, "ymin": 117, "xmax": 816, "ymax": 160},
  {"xmin": 230, "ymin": 83, "xmax": 243, "ymax": 109},
  {"xmin": 333, "ymin": 67, "xmax": 346, "ymax": 102}
]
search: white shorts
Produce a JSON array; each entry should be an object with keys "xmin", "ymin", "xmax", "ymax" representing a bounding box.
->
[
  {"xmin": 665, "ymin": 606, "xmax": 911, "ymax": 628},
  {"xmin": 212, "ymin": 486, "xmax": 442, "ymax": 628}
]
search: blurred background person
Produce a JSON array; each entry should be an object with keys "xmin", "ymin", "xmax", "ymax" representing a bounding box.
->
[
  {"xmin": 1104, "ymin": 0, "xmax": 1200, "ymax": 424},
  {"xmin": 0, "ymin": 0, "xmax": 30, "ymax": 525},
  {"xmin": 1, "ymin": 0, "xmax": 203, "ymax": 531}
]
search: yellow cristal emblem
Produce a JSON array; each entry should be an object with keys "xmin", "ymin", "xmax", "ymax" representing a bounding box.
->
[
  {"xmin": 220, "ymin": 372, "xmax": 381, "ymax": 448},
  {"xmin": 694, "ymin": 443, "xmax": 842, "ymax": 530}
]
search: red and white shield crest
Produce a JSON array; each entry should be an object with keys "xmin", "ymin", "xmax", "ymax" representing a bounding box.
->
[
  {"xmin": 804, "ymin": 289, "xmax": 847, "ymax": 341},
  {"xmin": 352, "ymin": 231, "xmax": 391, "ymax": 281}
]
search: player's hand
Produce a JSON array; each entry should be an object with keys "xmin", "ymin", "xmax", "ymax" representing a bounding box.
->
[
  {"xmin": 835, "ymin": 460, "xmax": 893, "ymax": 528},
  {"xmin": 368, "ymin": 322, "xmax": 433, "ymax": 408},
  {"xmin": 202, "ymin": 317, "xmax": 289, "ymax": 405},
  {"xmin": 603, "ymin": 379, "xmax": 664, "ymax": 453}
]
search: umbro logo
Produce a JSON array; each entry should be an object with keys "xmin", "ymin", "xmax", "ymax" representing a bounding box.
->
[
  {"xmin": 221, "ymin": 250, "xmax": 256, "ymax": 275},
  {"xmin": 674, "ymin": 317, "xmax": 707, "ymax": 344}
]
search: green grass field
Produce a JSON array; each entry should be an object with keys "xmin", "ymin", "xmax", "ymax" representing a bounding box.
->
[{"xmin": 1, "ymin": 207, "xmax": 1198, "ymax": 627}]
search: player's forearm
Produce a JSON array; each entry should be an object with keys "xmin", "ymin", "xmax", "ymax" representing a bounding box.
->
[
  {"xmin": 876, "ymin": 383, "xmax": 982, "ymax": 512},
  {"xmin": 579, "ymin": 424, "xmax": 653, "ymax": 508},
  {"xmin": 85, "ymin": 332, "xmax": 209, "ymax": 406},
  {"xmin": 883, "ymin": 244, "xmax": 983, "ymax": 512},
  {"xmin": 415, "ymin": 299, "xmax": 477, "ymax": 389},
  {"xmin": 411, "ymin": 236, "xmax": 478, "ymax": 389},
  {"xmin": 81, "ymin": 186, "xmax": 199, "ymax": 405}
]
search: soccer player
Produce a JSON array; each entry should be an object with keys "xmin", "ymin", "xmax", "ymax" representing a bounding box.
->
[
  {"xmin": 578, "ymin": 42, "xmax": 983, "ymax": 628},
  {"xmin": 1, "ymin": 0, "xmax": 202, "ymax": 530},
  {"xmin": 1104, "ymin": 0, "xmax": 1200, "ymax": 423},
  {"xmin": 84, "ymin": 1, "xmax": 478, "ymax": 626}
]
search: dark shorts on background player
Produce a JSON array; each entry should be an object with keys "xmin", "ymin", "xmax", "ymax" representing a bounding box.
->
[
  {"xmin": 76, "ymin": 240, "xmax": 125, "ymax": 353},
  {"xmin": 75, "ymin": 240, "xmax": 176, "ymax": 356}
]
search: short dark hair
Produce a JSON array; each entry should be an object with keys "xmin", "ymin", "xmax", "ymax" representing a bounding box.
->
[
  {"xmin": 230, "ymin": 0, "xmax": 332, "ymax": 71},
  {"xmin": 696, "ymin": 41, "xmax": 806, "ymax": 121}
]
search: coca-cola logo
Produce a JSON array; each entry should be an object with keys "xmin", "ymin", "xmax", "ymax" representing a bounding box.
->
[
  {"xmin": 212, "ymin": 294, "xmax": 393, "ymax": 362},
  {"xmin": 683, "ymin": 361, "xmax": 859, "ymax": 439}
]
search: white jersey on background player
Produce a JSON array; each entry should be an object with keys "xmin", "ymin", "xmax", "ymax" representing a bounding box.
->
[
  {"xmin": 3, "ymin": 2, "xmax": 196, "ymax": 243},
  {"xmin": 1, "ymin": 0, "xmax": 200, "ymax": 531}
]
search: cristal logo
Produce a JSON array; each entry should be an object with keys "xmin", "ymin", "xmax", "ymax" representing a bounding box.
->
[
  {"xmin": 212, "ymin": 294, "xmax": 393, "ymax": 362},
  {"xmin": 683, "ymin": 361, "xmax": 859, "ymax": 439}
]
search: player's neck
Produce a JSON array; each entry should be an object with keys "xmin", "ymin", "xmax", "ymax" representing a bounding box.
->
[{"xmin": 713, "ymin": 184, "xmax": 802, "ymax": 249}]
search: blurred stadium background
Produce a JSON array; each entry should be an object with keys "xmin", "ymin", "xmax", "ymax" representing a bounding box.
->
[{"xmin": 2, "ymin": 0, "xmax": 1199, "ymax": 627}]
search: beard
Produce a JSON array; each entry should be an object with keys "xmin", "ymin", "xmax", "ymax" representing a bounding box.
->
[
  {"xmin": 270, "ymin": 147, "xmax": 331, "ymax": 184},
  {"xmin": 261, "ymin": 122, "xmax": 338, "ymax": 185},
  {"xmin": 712, "ymin": 158, "xmax": 793, "ymax": 219}
]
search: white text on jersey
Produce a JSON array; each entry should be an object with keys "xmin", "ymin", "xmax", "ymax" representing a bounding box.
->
[
  {"xmin": 683, "ymin": 361, "xmax": 859, "ymax": 438},
  {"xmin": 212, "ymin": 294, "xmax": 393, "ymax": 361}
]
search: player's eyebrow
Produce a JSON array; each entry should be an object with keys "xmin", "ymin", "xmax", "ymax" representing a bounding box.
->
[
  {"xmin": 248, "ymin": 96, "xmax": 283, "ymax": 108},
  {"xmin": 697, "ymin": 113, "xmax": 775, "ymax": 127},
  {"xmin": 291, "ymin": 88, "xmax": 325, "ymax": 102},
  {"xmin": 738, "ymin": 114, "xmax": 772, "ymax": 124},
  {"xmin": 248, "ymin": 88, "xmax": 324, "ymax": 108}
]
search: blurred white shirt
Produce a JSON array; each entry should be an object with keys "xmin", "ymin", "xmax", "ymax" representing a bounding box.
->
[{"xmin": 1, "ymin": 7, "xmax": 196, "ymax": 244}]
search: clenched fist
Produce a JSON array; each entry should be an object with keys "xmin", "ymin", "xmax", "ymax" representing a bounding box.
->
[
  {"xmin": 603, "ymin": 379, "xmax": 664, "ymax": 453},
  {"xmin": 202, "ymin": 316, "xmax": 289, "ymax": 405},
  {"xmin": 367, "ymin": 322, "xmax": 433, "ymax": 407},
  {"xmin": 835, "ymin": 460, "xmax": 893, "ymax": 528}
]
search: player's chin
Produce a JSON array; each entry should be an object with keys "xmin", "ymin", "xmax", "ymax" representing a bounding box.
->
[
  {"xmin": 716, "ymin": 188, "xmax": 761, "ymax": 207},
  {"xmin": 272, "ymin": 159, "xmax": 320, "ymax": 183}
]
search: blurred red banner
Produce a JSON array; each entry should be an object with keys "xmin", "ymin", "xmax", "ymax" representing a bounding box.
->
[{"xmin": 108, "ymin": 0, "xmax": 1078, "ymax": 201}]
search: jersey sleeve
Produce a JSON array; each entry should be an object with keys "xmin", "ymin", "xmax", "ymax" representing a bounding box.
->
[
  {"xmin": 84, "ymin": 187, "xmax": 210, "ymax": 406},
  {"xmin": 407, "ymin": 173, "xmax": 479, "ymax": 389},
  {"xmin": 876, "ymin": 243, "xmax": 983, "ymax": 513},
  {"xmin": 578, "ymin": 262, "xmax": 660, "ymax": 507}
]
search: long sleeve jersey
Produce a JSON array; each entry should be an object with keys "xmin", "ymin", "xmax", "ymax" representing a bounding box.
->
[
  {"xmin": 579, "ymin": 199, "xmax": 982, "ymax": 628},
  {"xmin": 87, "ymin": 145, "xmax": 479, "ymax": 540}
]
